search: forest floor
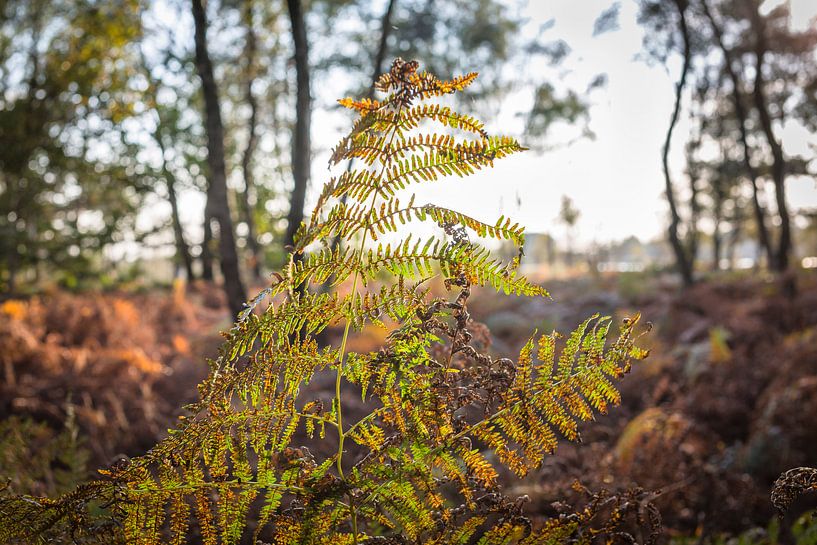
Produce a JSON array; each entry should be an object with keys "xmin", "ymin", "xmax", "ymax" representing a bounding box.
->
[{"xmin": 2, "ymin": 270, "xmax": 816, "ymax": 541}]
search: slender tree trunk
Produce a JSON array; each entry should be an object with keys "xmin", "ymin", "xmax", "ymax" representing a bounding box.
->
[
  {"xmin": 747, "ymin": 164, "xmax": 773, "ymax": 268},
  {"xmin": 662, "ymin": 0, "xmax": 694, "ymax": 286},
  {"xmin": 141, "ymin": 47, "xmax": 196, "ymax": 282},
  {"xmin": 750, "ymin": 8, "xmax": 792, "ymax": 273},
  {"xmin": 712, "ymin": 223, "xmax": 722, "ymax": 271},
  {"xmin": 201, "ymin": 213, "xmax": 214, "ymax": 280},
  {"xmin": 150, "ymin": 119, "xmax": 196, "ymax": 280},
  {"xmin": 689, "ymin": 178, "xmax": 699, "ymax": 265},
  {"xmin": 546, "ymin": 235, "xmax": 555, "ymax": 267},
  {"xmin": 6, "ymin": 9, "xmax": 43, "ymax": 294},
  {"xmin": 726, "ymin": 211, "xmax": 741, "ymax": 270},
  {"xmin": 686, "ymin": 142, "xmax": 701, "ymax": 268},
  {"xmin": 240, "ymin": 0, "xmax": 262, "ymax": 279},
  {"xmin": 162, "ymin": 155, "xmax": 195, "ymax": 280},
  {"xmin": 712, "ymin": 195, "xmax": 722, "ymax": 271},
  {"xmin": 284, "ymin": 0, "xmax": 311, "ymax": 253},
  {"xmin": 565, "ymin": 230, "xmax": 575, "ymax": 267},
  {"xmin": 701, "ymin": 0, "xmax": 773, "ymax": 268},
  {"xmin": 6, "ymin": 252, "xmax": 18, "ymax": 294},
  {"xmin": 192, "ymin": 0, "xmax": 247, "ymax": 317},
  {"xmin": 369, "ymin": 0, "xmax": 398, "ymax": 96}
]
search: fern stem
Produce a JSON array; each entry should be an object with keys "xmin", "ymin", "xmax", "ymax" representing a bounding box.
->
[
  {"xmin": 334, "ymin": 212, "xmax": 366, "ymax": 545},
  {"xmin": 333, "ymin": 100, "xmax": 405, "ymax": 544},
  {"xmin": 123, "ymin": 480, "xmax": 305, "ymax": 494},
  {"xmin": 334, "ymin": 294, "xmax": 355, "ymax": 481}
]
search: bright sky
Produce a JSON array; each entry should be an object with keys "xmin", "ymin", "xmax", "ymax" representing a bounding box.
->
[{"xmin": 393, "ymin": 0, "xmax": 817, "ymax": 247}]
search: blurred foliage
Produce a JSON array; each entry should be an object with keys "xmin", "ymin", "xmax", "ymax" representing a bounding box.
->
[
  {"xmin": 0, "ymin": 410, "xmax": 90, "ymax": 497},
  {"xmin": 670, "ymin": 513, "xmax": 817, "ymax": 545},
  {"xmin": 0, "ymin": 0, "xmax": 150, "ymax": 290},
  {"xmin": 0, "ymin": 289, "xmax": 203, "ymax": 465}
]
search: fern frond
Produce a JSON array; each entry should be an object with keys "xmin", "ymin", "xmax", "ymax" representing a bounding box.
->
[
  {"xmin": 373, "ymin": 58, "xmax": 477, "ymax": 97},
  {"xmin": 377, "ymin": 139, "xmax": 523, "ymax": 196},
  {"xmin": 337, "ymin": 97, "xmax": 380, "ymax": 113},
  {"xmin": 398, "ymin": 103, "xmax": 488, "ymax": 137},
  {"xmin": 348, "ymin": 235, "xmax": 546, "ymax": 297},
  {"xmin": 473, "ymin": 314, "xmax": 648, "ymax": 475},
  {"xmin": 286, "ymin": 244, "xmax": 359, "ymax": 288},
  {"xmin": 342, "ymin": 278, "xmax": 429, "ymax": 329},
  {"xmin": 310, "ymin": 168, "xmax": 379, "ymax": 209},
  {"xmin": 330, "ymin": 133, "xmax": 390, "ymax": 166},
  {"xmin": 302, "ymin": 196, "xmax": 525, "ymax": 252},
  {"xmin": 371, "ymin": 202, "xmax": 525, "ymax": 244},
  {"xmin": 221, "ymin": 292, "xmax": 343, "ymax": 363},
  {"xmin": 0, "ymin": 480, "xmax": 124, "ymax": 544},
  {"xmin": 0, "ymin": 58, "xmax": 649, "ymax": 545}
]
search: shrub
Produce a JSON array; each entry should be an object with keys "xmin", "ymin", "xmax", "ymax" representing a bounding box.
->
[
  {"xmin": 0, "ymin": 410, "xmax": 90, "ymax": 498},
  {"xmin": 0, "ymin": 290, "xmax": 199, "ymax": 466}
]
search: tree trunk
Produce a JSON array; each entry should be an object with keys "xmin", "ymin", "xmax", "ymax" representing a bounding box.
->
[
  {"xmin": 240, "ymin": 0, "xmax": 262, "ymax": 279},
  {"xmin": 284, "ymin": 0, "xmax": 311, "ymax": 253},
  {"xmin": 163, "ymin": 153, "xmax": 195, "ymax": 280},
  {"xmin": 167, "ymin": 177, "xmax": 195, "ymax": 281},
  {"xmin": 369, "ymin": 0, "xmax": 398, "ymax": 96},
  {"xmin": 662, "ymin": 0, "xmax": 694, "ymax": 286},
  {"xmin": 192, "ymin": 0, "xmax": 247, "ymax": 317},
  {"xmin": 686, "ymin": 141, "xmax": 701, "ymax": 269},
  {"xmin": 201, "ymin": 211, "xmax": 214, "ymax": 281},
  {"xmin": 546, "ymin": 235, "xmax": 555, "ymax": 267},
  {"xmin": 141, "ymin": 47, "xmax": 196, "ymax": 282},
  {"xmin": 701, "ymin": 0, "xmax": 774, "ymax": 269},
  {"xmin": 712, "ymin": 196, "xmax": 722, "ymax": 272},
  {"xmin": 151, "ymin": 125, "xmax": 195, "ymax": 281},
  {"xmin": 6, "ymin": 251, "xmax": 18, "ymax": 294},
  {"xmin": 565, "ymin": 231, "xmax": 574, "ymax": 267},
  {"xmin": 688, "ymin": 177, "xmax": 699, "ymax": 266},
  {"xmin": 726, "ymin": 210, "xmax": 741, "ymax": 270},
  {"xmin": 750, "ymin": 8, "xmax": 792, "ymax": 273},
  {"xmin": 747, "ymin": 165, "xmax": 773, "ymax": 269}
]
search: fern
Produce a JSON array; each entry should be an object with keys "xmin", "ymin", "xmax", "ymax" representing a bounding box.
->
[{"xmin": 0, "ymin": 58, "xmax": 650, "ymax": 544}]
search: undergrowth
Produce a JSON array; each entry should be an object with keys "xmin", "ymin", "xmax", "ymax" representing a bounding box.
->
[
  {"xmin": 0, "ymin": 59, "xmax": 654, "ymax": 544},
  {"xmin": 0, "ymin": 408, "xmax": 90, "ymax": 498}
]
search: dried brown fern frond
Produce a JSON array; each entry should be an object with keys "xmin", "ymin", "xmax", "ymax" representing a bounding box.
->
[
  {"xmin": 0, "ymin": 59, "xmax": 649, "ymax": 545},
  {"xmin": 772, "ymin": 467, "xmax": 817, "ymax": 516}
]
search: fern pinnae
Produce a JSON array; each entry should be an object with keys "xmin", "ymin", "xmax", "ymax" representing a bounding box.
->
[{"xmin": 0, "ymin": 59, "xmax": 650, "ymax": 544}]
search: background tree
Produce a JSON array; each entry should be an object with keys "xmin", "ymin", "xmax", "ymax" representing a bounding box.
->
[
  {"xmin": 283, "ymin": 0, "xmax": 311, "ymax": 255},
  {"xmin": 639, "ymin": 0, "xmax": 697, "ymax": 286},
  {"xmin": 0, "ymin": 0, "xmax": 148, "ymax": 292},
  {"xmin": 191, "ymin": 0, "xmax": 247, "ymax": 316},
  {"xmin": 238, "ymin": 0, "xmax": 263, "ymax": 280},
  {"xmin": 559, "ymin": 195, "xmax": 580, "ymax": 267},
  {"xmin": 745, "ymin": 0, "xmax": 817, "ymax": 273},
  {"xmin": 700, "ymin": 0, "xmax": 773, "ymax": 268},
  {"xmin": 637, "ymin": 0, "xmax": 817, "ymax": 283},
  {"xmin": 139, "ymin": 47, "xmax": 197, "ymax": 281}
]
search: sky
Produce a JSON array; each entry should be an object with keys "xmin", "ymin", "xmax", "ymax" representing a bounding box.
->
[{"xmin": 391, "ymin": 0, "xmax": 817, "ymax": 247}]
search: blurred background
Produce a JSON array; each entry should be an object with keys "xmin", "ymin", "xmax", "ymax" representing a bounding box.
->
[{"xmin": 1, "ymin": 0, "xmax": 817, "ymax": 542}]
